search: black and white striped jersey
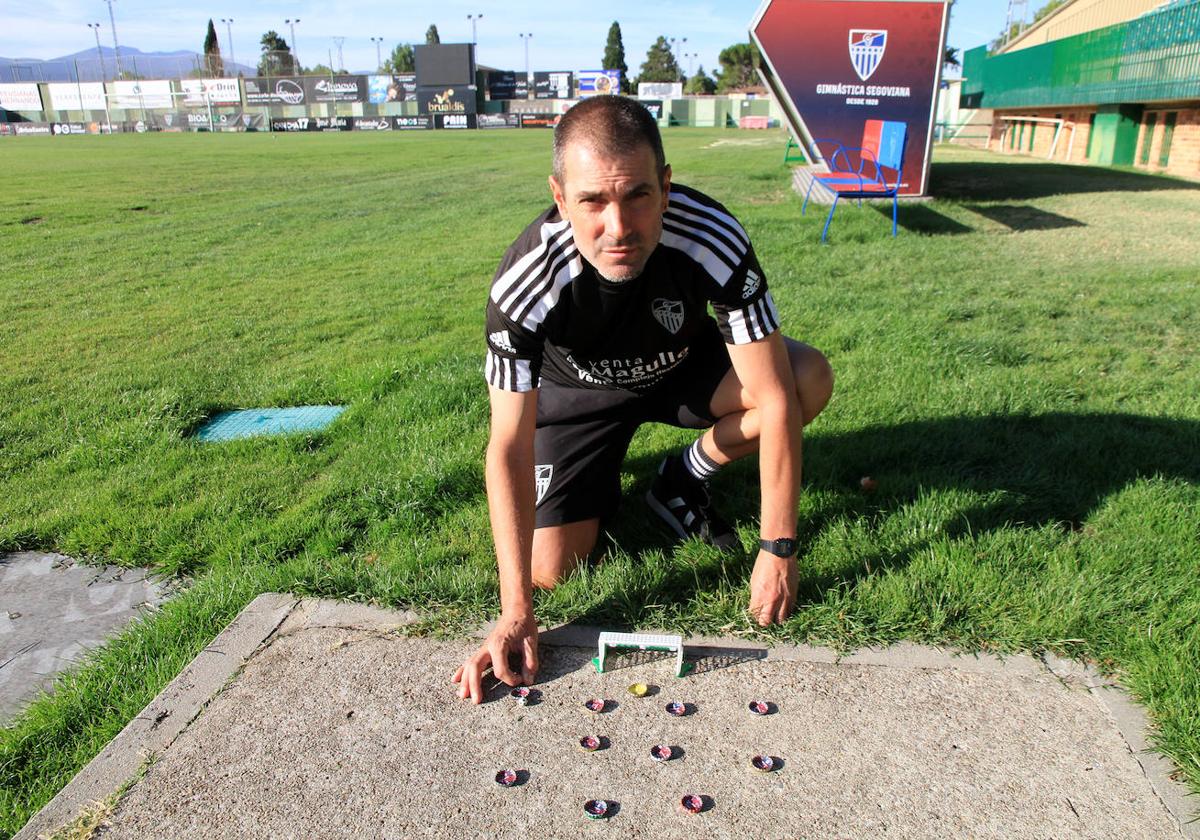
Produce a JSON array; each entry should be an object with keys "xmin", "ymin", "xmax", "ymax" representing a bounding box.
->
[{"xmin": 484, "ymin": 183, "xmax": 780, "ymax": 393}]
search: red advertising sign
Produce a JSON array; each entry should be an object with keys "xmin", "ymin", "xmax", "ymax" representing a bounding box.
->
[{"xmin": 751, "ymin": 0, "xmax": 949, "ymax": 195}]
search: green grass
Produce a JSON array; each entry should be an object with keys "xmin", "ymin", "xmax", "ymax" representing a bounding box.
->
[{"xmin": 1, "ymin": 130, "xmax": 1198, "ymax": 835}]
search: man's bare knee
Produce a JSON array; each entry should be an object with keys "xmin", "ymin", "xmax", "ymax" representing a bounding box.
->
[
  {"xmin": 788, "ymin": 343, "xmax": 834, "ymax": 424},
  {"xmin": 531, "ymin": 520, "xmax": 599, "ymax": 589}
]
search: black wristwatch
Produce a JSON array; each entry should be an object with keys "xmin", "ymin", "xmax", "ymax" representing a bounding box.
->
[{"xmin": 760, "ymin": 537, "xmax": 798, "ymax": 558}]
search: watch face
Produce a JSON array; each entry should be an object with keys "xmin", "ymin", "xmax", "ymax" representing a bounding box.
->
[{"xmin": 765, "ymin": 538, "xmax": 797, "ymax": 557}]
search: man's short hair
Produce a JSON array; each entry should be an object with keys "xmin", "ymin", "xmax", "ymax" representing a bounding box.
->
[{"xmin": 552, "ymin": 96, "xmax": 667, "ymax": 184}]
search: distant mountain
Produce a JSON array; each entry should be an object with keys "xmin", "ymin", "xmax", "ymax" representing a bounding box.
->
[{"xmin": 0, "ymin": 46, "xmax": 255, "ymax": 83}]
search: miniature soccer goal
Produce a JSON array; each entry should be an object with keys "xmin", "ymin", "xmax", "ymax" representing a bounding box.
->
[{"xmin": 591, "ymin": 632, "xmax": 692, "ymax": 678}]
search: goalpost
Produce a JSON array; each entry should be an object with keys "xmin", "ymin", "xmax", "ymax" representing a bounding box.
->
[{"xmin": 993, "ymin": 115, "xmax": 1076, "ymax": 161}]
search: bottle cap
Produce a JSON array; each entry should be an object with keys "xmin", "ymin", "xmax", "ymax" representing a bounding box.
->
[
  {"xmin": 628, "ymin": 682, "xmax": 649, "ymax": 697},
  {"xmin": 650, "ymin": 745, "xmax": 673, "ymax": 762},
  {"xmin": 583, "ymin": 698, "xmax": 607, "ymax": 713},
  {"xmin": 665, "ymin": 701, "xmax": 687, "ymax": 717},
  {"xmin": 579, "ymin": 735, "xmax": 601, "ymax": 752},
  {"xmin": 583, "ymin": 799, "xmax": 609, "ymax": 819},
  {"xmin": 494, "ymin": 769, "xmax": 519, "ymax": 786},
  {"xmin": 680, "ymin": 794, "xmax": 704, "ymax": 814},
  {"xmin": 750, "ymin": 755, "xmax": 776, "ymax": 772},
  {"xmin": 748, "ymin": 699, "xmax": 771, "ymax": 715}
]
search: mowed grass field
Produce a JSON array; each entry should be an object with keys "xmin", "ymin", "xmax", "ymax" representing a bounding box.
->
[{"xmin": 1, "ymin": 129, "xmax": 1198, "ymax": 833}]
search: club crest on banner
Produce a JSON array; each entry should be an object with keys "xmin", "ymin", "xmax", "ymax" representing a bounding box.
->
[
  {"xmin": 848, "ymin": 29, "xmax": 888, "ymax": 82},
  {"xmin": 652, "ymin": 299, "xmax": 685, "ymax": 334},
  {"xmin": 535, "ymin": 465, "xmax": 553, "ymax": 504}
]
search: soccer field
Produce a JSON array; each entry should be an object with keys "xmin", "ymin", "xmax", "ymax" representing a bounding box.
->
[{"xmin": 1, "ymin": 130, "xmax": 1198, "ymax": 832}]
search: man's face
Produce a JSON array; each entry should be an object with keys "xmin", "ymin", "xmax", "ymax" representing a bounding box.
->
[{"xmin": 549, "ymin": 142, "xmax": 671, "ymax": 283}]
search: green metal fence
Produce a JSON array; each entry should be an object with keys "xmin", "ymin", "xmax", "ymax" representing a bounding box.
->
[{"xmin": 960, "ymin": 0, "xmax": 1200, "ymax": 109}]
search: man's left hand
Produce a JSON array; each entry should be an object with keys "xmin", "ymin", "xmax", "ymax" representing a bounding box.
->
[{"xmin": 749, "ymin": 549, "xmax": 798, "ymax": 626}]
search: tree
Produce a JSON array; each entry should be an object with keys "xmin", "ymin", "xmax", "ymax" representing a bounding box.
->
[
  {"xmin": 603, "ymin": 21, "xmax": 628, "ymax": 91},
  {"xmin": 715, "ymin": 42, "xmax": 761, "ymax": 92},
  {"xmin": 383, "ymin": 43, "xmax": 415, "ymax": 73},
  {"xmin": 307, "ymin": 63, "xmax": 335, "ymax": 76},
  {"xmin": 638, "ymin": 36, "xmax": 681, "ymax": 84},
  {"xmin": 943, "ymin": 47, "xmax": 960, "ymax": 72},
  {"xmin": 258, "ymin": 31, "xmax": 296, "ymax": 76},
  {"xmin": 425, "ymin": 25, "xmax": 441, "ymax": 45},
  {"xmin": 685, "ymin": 65, "xmax": 716, "ymax": 95},
  {"xmin": 203, "ymin": 19, "xmax": 224, "ymax": 77}
]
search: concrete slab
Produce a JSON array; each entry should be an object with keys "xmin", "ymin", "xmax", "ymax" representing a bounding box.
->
[
  {"xmin": 17, "ymin": 596, "xmax": 1196, "ymax": 840},
  {"xmin": 0, "ymin": 551, "xmax": 171, "ymax": 724}
]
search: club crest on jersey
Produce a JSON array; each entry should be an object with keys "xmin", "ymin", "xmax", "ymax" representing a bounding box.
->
[
  {"xmin": 535, "ymin": 464, "xmax": 553, "ymax": 504},
  {"xmin": 848, "ymin": 29, "xmax": 888, "ymax": 82},
  {"xmin": 741, "ymin": 270, "xmax": 761, "ymax": 300},
  {"xmin": 652, "ymin": 299, "xmax": 685, "ymax": 334},
  {"xmin": 489, "ymin": 329, "xmax": 516, "ymax": 353}
]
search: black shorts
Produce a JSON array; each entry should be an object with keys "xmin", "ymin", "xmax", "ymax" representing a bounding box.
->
[{"xmin": 533, "ymin": 318, "xmax": 733, "ymax": 528}]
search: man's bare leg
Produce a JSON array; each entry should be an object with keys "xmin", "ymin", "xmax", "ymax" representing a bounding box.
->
[
  {"xmin": 703, "ymin": 337, "xmax": 833, "ymax": 464},
  {"xmin": 530, "ymin": 519, "xmax": 600, "ymax": 589}
]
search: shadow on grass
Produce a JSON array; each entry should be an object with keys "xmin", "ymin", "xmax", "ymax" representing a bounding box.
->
[
  {"xmin": 602, "ymin": 411, "xmax": 1199, "ymax": 614},
  {"xmin": 965, "ymin": 204, "xmax": 1085, "ymax": 232},
  {"xmin": 931, "ymin": 161, "xmax": 1197, "ymax": 201}
]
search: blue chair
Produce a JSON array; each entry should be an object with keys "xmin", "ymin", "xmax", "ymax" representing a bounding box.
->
[{"xmin": 802, "ymin": 120, "xmax": 908, "ymax": 243}]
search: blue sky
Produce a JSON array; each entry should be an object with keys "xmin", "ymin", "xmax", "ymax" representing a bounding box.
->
[{"xmin": 3, "ymin": 1, "xmax": 1009, "ymax": 76}]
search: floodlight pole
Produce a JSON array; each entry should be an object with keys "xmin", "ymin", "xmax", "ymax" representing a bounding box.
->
[
  {"xmin": 371, "ymin": 36, "xmax": 384, "ymax": 72},
  {"xmin": 103, "ymin": 0, "xmax": 123, "ymax": 79},
  {"xmin": 332, "ymin": 37, "xmax": 345, "ymax": 73},
  {"xmin": 468, "ymin": 14, "xmax": 482, "ymax": 45},
  {"xmin": 220, "ymin": 18, "xmax": 235, "ymax": 74},
  {"xmin": 286, "ymin": 19, "xmax": 301, "ymax": 71},
  {"xmin": 519, "ymin": 33, "xmax": 532, "ymax": 83},
  {"xmin": 87, "ymin": 22, "xmax": 107, "ymax": 81}
]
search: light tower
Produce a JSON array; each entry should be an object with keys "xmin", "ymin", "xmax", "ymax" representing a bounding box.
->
[
  {"xmin": 467, "ymin": 14, "xmax": 483, "ymax": 44},
  {"xmin": 285, "ymin": 18, "xmax": 301, "ymax": 70},
  {"xmin": 220, "ymin": 18, "xmax": 235, "ymax": 72},
  {"xmin": 86, "ymin": 22, "xmax": 107, "ymax": 80},
  {"xmin": 102, "ymin": 0, "xmax": 123, "ymax": 78},
  {"xmin": 332, "ymin": 37, "xmax": 345, "ymax": 73},
  {"xmin": 519, "ymin": 32, "xmax": 533, "ymax": 83},
  {"xmin": 370, "ymin": 36, "xmax": 384, "ymax": 72}
]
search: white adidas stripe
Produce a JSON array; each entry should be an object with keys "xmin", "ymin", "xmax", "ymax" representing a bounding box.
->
[
  {"xmin": 663, "ymin": 210, "xmax": 746, "ymax": 267},
  {"xmin": 491, "ymin": 219, "xmax": 573, "ymax": 310},
  {"xmin": 668, "ymin": 191, "xmax": 750, "ymax": 248},
  {"xmin": 660, "ymin": 229, "xmax": 735, "ymax": 286}
]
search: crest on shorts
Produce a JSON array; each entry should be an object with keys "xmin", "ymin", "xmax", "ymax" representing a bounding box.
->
[
  {"xmin": 741, "ymin": 270, "xmax": 761, "ymax": 300},
  {"xmin": 652, "ymin": 299, "xmax": 685, "ymax": 334},
  {"xmin": 849, "ymin": 29, "xmax": 888, "ymax": 82},
  {"xmin": 535, "ymin": 464, "xmax": 553, "ymax": 504}
]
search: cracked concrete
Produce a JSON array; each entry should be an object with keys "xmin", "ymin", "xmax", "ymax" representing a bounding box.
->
[{"xmin": 16, "ymin": 595, "xmax": 1198, "ymax": 840}]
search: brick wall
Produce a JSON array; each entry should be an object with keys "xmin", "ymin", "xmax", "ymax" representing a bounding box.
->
[{"xmin": 990, "ymin": 104, "xmax": 1199, "ymax": 179}]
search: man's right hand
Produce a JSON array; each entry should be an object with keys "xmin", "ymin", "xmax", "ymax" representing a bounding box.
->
[{"xmin": 452, "ymin": 611, "xmax": 540, "ymax": 704}]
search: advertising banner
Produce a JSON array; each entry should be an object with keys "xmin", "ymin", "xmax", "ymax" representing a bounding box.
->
[
  {"xmin": 750, "ymin": 0, "xmax": 949, "ymax": 196},
  {"xmin": 640, "ymin": 100, "xmax": 664, "ymax": 120},
  {"xmin": 533, "ymin": 72, "xmax": 572, "ymax": 100},
  {"xmin": 638, "ymin": 82, "xmax": 681, "ymax": 100},
  {"xmin": 418, "ymin": 85, "xmax": 477, "ymax": 115},
  {"xmin": 577, "ymin": 70, "xmax": 620, "ymax": 97},
  {"xmin": 244, "ymin": 77, "xmax": 307, "ymax": 106},
  {"xmin": 304, "ymin": 75, "xmax": 367, "ymax": 103},
  {"xmin": 11, "ymin": 122, "xmax": 54, "ymax": 135},
  {"xmin": 520, "ymin": 113, "xmax": 559, "ymax": 129},
  {"xmin": 180, "ymin": 78, "xmax": 241, "ymax": 105},
  {"xmin": 51, "ymin": 122, "xmax": 93, "ymax": 135},
  {"xmin": 478, "ymin": 113, "xmax": 521, "ymax": 129},
  {"xmin": 270, "ymin": 116, "xmax": 317, "ymax": 132},
  {"xmin": 0, "ymin": 83, "xmax": 44, "ymax": 111},
  {"xmin": 434, "ymin": 113, "xmax": 477, "ymax": 130},
  {"xmin": 269, "ymin": 115, "xmax": 352, "ymax": 132},
  {"xmin": 352, "ymin": 116, "xmax": 395, "ymax": 131},
  {"xmin": 367, "ymin": 74, "xmax": 416, "ymax": 103},
  {"xmin": 486, "ymin": 71, "xmax": 529, "ymax": 101},
  {"xmin": 393, "ymin": 115, "xmax": 433, "ymax": 130},
  {"xmin": 110, "ymin": 80, "xmax": 174, "ymax": 109},
  {"xmin": 48, "ymin": 83, "xmax": 107, "ymax": 111}
]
